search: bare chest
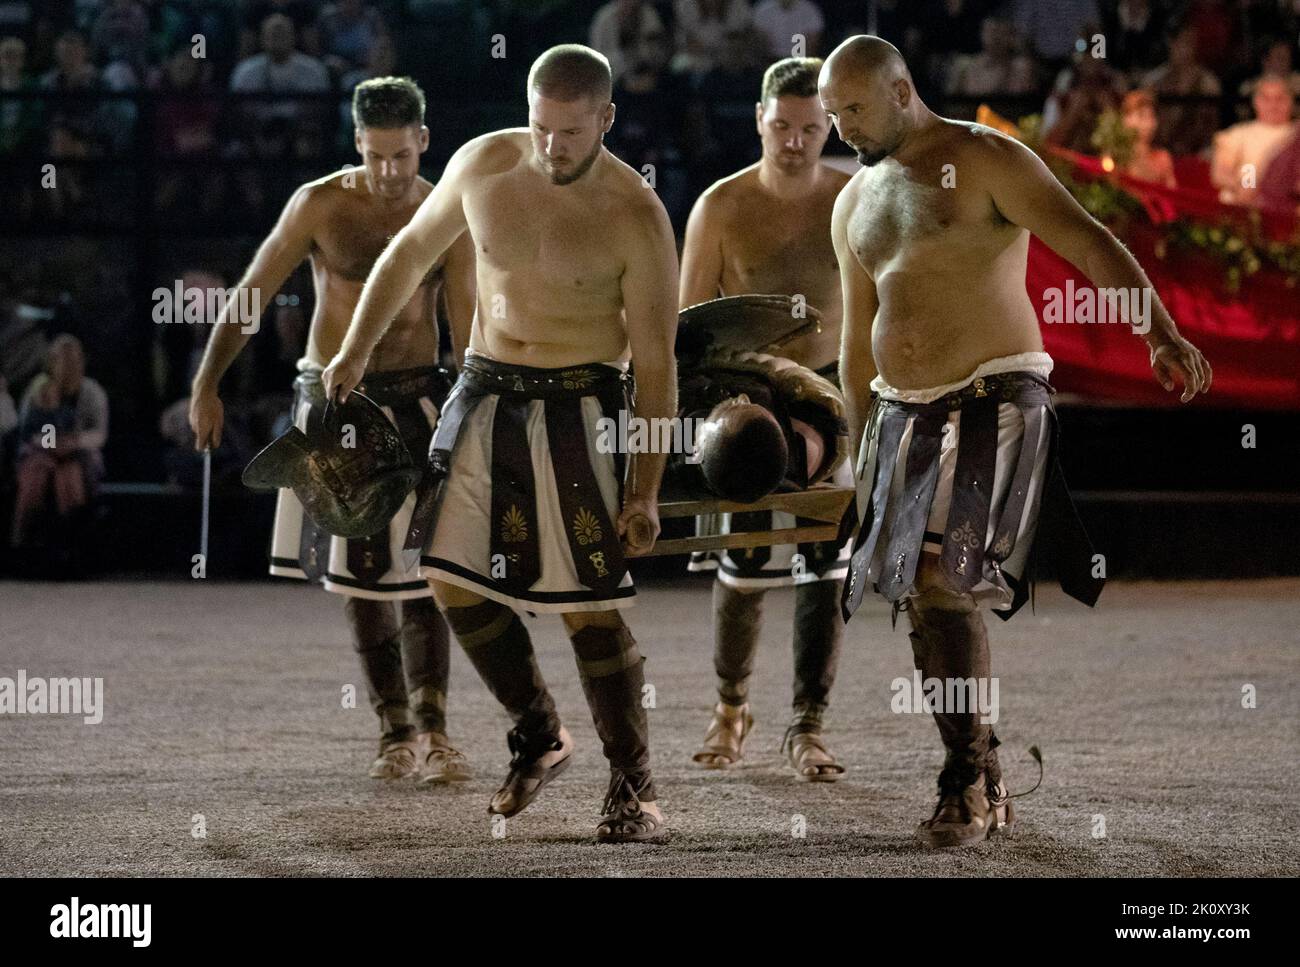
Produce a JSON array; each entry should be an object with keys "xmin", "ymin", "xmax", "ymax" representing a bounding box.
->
[
  {"xmin": 722, "ymin": 198, "xmax": 839, "ymax": 294},
  {"xmin": 848, "ymin": 168, "xmax": 993, "ymax": 273},
  {"xmin": 466, "ymin": 178, "xmax": 624, "ymax": 294},
  {"xmin": 313, "ymin": 208, "xmax": 439, "ymax": 287}
]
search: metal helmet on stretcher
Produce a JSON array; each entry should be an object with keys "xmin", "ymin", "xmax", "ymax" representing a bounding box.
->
[{"xmin": 242, "ymin": 390, "xmax": 420, "ymax": 539}]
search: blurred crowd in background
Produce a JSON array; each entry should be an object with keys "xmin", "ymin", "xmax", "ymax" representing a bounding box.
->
[{"xmin": 1, "ymin": 0, "xmax": 1298, "ymax": 560}]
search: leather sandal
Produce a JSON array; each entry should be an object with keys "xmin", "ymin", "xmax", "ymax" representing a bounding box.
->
[
  {"xmin": 596, "ymin": 770, "xmax": 667, "ymax": 843},
  {"xmin": 691, "ymin": 701, "xmax": 753, "ymax": 769},
  {"xmin": 416, "ymin": 732, "xmax": 472, "ymax": 786},
  {"xmin": 488, "ymin": 727, "xmax": 570, "ymax": 817},
  {"xmin": 782, "ymin": 726, "xmax": 845, "ymax": 782}
]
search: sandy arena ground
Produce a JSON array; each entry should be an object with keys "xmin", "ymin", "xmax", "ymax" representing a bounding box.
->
[{"xmin": 1, "ymin": 577, "xmax": 1297, "ymax": 877}]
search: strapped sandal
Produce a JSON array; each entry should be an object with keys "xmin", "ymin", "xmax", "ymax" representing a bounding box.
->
[
  {"xmin": 488, "ymin": 727, "xmax": 571, "ymax": 817},
  {"xmin": 691, "ymin": 701, "xmax": 754, "ymax": 769},
  {"xmin": 368, "ymin": 739, "xmax": 418, "ymax": 780},
  {"xmin": 596, "ymin": 770, "xmax": 667, "ymax": 843},
  {"xmin": 781, "ymin": 726, "xmax": 845, "ymax": 782},
  {"xmin": 417, "ymin": 733, "xmax": 473, "ymax": 786}
]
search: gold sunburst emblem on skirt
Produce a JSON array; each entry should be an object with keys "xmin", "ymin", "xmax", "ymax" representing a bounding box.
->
[
  {"xmin": 502, "ymin": 504, "xmax": 528, "ymax": 542},
  {"xmin": 573, "ymin": 507, "xmax": 602, "ymax": 545}
]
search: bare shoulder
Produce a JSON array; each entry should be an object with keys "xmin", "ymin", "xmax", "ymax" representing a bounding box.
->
[
  {"xmin": 832, "ymin": 166, "xmax": 868, "ymax": 214},
  {"xmin": 946, "ymin": 120, "xmax": 1042, "ymax": 179},
  {"xmin": 818, "ymin": 162, "xmax": 853, "ymax": 193},
  {"xmin": 692, "ymin": 164, "xmax": 757, "ymax": 221},
  {"xmin": 453, "ymin": 128, "xmax": 530, "ymax": 179}
]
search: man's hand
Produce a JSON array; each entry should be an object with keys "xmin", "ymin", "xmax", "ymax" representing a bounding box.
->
[
  {"xmin": 618, "ymin": 493, "xmax": 660, "ymax": 557},
  {"xmin": 322, "ymin": 350, "xmax": 367, "ymax": 404},
  {"xmin": 1150, "ymin": 335, "xmax": 1212, "ymax": 402},
  {"xmin": 189, "ymin": 388, "xmax": 224, "ymax": 451}
]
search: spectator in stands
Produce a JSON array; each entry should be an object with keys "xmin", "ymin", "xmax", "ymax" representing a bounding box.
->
[
  {"xmin": 1007, "ymin": 0, "xmax": 1100, "ymax": 73},
  {"xmin": 1099, "ymin": 0, "xmax": 1167, "ymax": 77},
  {"xmin": 152, "ymin": 45, "xmax": 219, "ymax": 157},
  {"xmin": 1140, "ymin": 25, "xmax": 1222, "ymax": 157},
  {"xmin": 0, "ymin": 36, "xmax": 43, "ymax": 156},
  {"xmin": 1120, "ymin": 88, "xmax": 1176, "ymax": 187},
  {"xmin": 1239, "ymin": 39, "xmax": 1300, "ymax": 99},
  {"xmin": 40, "ymin": 28, "xmax": 97, "ymax": 92},
  {"xmin": 239, "ymin": 0, "xmax": 321, "ymax": 61},
  {"xmin": 946, "ymin": 17, "xmax": 1037, "ymax": 97},
  {"xmin": 589, "ymin": 0, "xmax": 666, "ymax": 83},
  {"xmin": 1043, "ymin": 46, "xmax": 1126, "ymax": 154},
  {"xmin": 694, "ymin": 26, "xmax": 767, "ymax": 185},
  {"xmin": 751, "ymin": 0, "xmax": 824, "ymax": 60},
  {"xmin": 10, "ymin": 334, "xmax": 108, "ymax": 550},
  {"xmin": 1181, "ymin": 0, "xmax": 1237, "ymax": 78},
  {"xmin": 1259, "ymin": 124, "xmax": 1300, "ymax": 213},
  {"xmin": 90, "ymin": 0, "xmax": 149, "ymax": 77},
  {"xmin": 230, "ymin": 13, "xmax": 331, "ymax": 109},
  {"xmin": 610, "ymin": 29, "xmax": 693, "ymax": 222},
  {"xmin": 230, "ymin": 12, "xmax": 331, "ymax": 164},
  {"xmin": 316, "ymin": 0, "xmax": 388, "ymax": 78},
  {"xmin": 672, "ymin": 0, "xmax": 751, "ymax": 78},
  {"xmin": 40, "ymin": 30, "xmax": 100, "ymax": 214},
  {"xmin": 151, "ymin": 47, "xmax": 222, "ymax": 214},
  {"xmin": 1212, "ymin": 77, "xmax": 1297, "ymax": 205}
]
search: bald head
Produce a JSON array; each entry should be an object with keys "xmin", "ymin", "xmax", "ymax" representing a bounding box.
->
[
  {"xmin": 822, "ymin": 35, "xmax": 911, "ymax": 88},
  {"xmin": 819, "ymin": 35, "xmax": 923, "ymax": 166}
]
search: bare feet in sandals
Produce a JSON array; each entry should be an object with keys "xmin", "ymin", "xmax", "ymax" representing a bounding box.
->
[
  {"xmin": 691, "ymin": 701, "xmax": 753, "ymax": 769},
  {"xmin": 489, "ymin": 725, "xmax": 573, "ymax": 817},
  {"xmin": 783, "ymin": 727, "xmax": 845, "ymax": 782},
  {"xmin": 597, "ymin": 770, "xmax": 667, "ymax": 843}
]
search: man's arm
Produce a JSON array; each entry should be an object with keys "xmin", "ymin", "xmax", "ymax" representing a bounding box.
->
[
  {"xmin": 189, "ymin": 181, "xmax": 320, "ymax": 448},
  {"xmin": 620, "ymin": 193, "xmax": 680, "ymax": 553},
  {"xmin": 678, "ymin": 186, "xmax": 725, "ymax": 308},
  {"xmin": 440, "ymin": 229, "xmax": 477, "ymax": 363},
  {"xmin": 984, "ymin": 133, "xmax": 1211, "ymax": 401},
  {"xmin": 831, "ymin": 174, "xmax": 878, "ymax": 465},
  {"xmin": 324, "ymin": 137, "xmax": 479, "ymax": 400}
]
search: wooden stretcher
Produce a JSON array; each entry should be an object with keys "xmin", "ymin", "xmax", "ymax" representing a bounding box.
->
[{"xmin": 643, "ymin": 485, "xmax": 855, "ymax": 557}]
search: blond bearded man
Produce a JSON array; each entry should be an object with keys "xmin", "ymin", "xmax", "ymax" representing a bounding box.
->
[{"xmin": 324, "ymin": 45, "xmax": 678, "ymax": 843}]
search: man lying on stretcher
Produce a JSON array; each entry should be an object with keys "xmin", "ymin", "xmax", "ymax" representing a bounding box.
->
[{"xmin": 669, "ymin": 346, "xmax": 849, "ymax": 503}]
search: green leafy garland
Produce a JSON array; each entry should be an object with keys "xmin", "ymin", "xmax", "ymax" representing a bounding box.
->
[{"xmin": 1020, "ymin": 112, "xmax": 1300, "ymax": 293}]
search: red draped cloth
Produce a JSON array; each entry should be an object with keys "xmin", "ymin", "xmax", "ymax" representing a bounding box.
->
[{"xmin": 1026, "ymin": 149, "xmax": 1300, "ymax": 409}]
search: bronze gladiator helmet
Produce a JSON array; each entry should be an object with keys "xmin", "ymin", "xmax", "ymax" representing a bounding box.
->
[{"xmin": 242, "ymin": 390, "xmax": 420, "ymax": 539}]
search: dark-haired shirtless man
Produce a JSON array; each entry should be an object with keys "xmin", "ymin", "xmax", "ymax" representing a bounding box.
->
[{"xmin": 191, "ymin": 77, "xmax": 477, "ymax": 785}]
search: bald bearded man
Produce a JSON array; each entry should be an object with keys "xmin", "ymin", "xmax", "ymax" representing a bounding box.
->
[{"xmin": 821, "ymin": 36, "xmax": 1210, "ymax": 847}]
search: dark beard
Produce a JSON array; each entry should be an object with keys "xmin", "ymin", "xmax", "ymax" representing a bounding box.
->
[
  {"xmin": 856, "ymin": 146, "xmax": 889, "ymax": 166},
  {"xmin": 549, "ymin": 135, "xmax": 603, "ymax": 185}
]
